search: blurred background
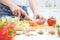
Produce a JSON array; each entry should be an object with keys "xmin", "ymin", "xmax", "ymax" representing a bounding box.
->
[{"xmin": 27, "ymin": 0, "xmax": 60, "ymax": 24}]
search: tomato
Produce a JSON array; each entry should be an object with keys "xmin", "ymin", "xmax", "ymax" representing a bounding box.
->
[{"xmin": 47, "ymin": 17, "xmax": 56, "ymax": 26}]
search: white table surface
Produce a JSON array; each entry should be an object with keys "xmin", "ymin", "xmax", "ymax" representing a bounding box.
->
[
  {"xmin": 14, "ymin": 34, "xmax": 60, "ymax": 40},
  {"xmin": 14, "ymin": 30, "xmax": 60, "ymax": 40}
]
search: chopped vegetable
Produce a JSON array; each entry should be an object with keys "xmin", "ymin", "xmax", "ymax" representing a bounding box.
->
[{"xmin": 53, "ymin": 24, "xmax": 60, "ymax": 28}]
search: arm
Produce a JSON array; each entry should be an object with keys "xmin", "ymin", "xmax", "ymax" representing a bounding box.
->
[
  {"xmin": 0, "ymin": 0, "xmax": 16, "ymax": 8},
  {"xmin": 29, "ymin": 0, "xmax": 46, "ymax": 24},
  {"xmin": 29, "ymin": 0, "xmax": 38, "ymax": 14},
  {"xmin": 29, "ymin": 0, "xmax": 41, "ymax": 19},
  {"xmin": 0, "ymin": 0, "xmax": 31, "ymax": 20},
  {"xmin": 0, "ymin": 0, "xmax": 21, "ymax": 16},
  {"xmin": 0, "ymin": 0, "xmax": 28, "ymax": 17}
]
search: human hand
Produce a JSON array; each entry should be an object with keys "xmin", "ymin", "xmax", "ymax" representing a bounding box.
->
[
  {"xmin": 9, "ymin": 4, "xmax": 32, "ymax": 20},
  {"xmin": 9, "ymin": 4, "xmax": 27, "ymax": 17},
  {"xmin": 34, "ymin": 13, "xmax": 46, "ymax": 24}
]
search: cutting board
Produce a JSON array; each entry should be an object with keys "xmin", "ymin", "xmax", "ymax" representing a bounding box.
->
[{"xmin": 15, "ymin": 25, "xmax": 53, "ymax": 31}]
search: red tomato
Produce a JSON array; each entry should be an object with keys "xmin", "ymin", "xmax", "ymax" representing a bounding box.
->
[{"xmin": 47, "ymin": 17, "xmax": 56, "ymax": 26}]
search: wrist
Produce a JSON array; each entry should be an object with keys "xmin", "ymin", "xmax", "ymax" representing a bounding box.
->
[
  {"xmin": 8, "ymin": 3, "xmax": 17, "ymax": 8},
  {"xmin": 33, "ymin": 11, "xmax": 39, "ymax": 15}
]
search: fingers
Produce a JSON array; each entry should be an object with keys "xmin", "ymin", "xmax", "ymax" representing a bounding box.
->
[
  {"xmin": 12, "ymin": 7, "xmax": 30, "ymax": 20},
  {"xmin": 21, "ymin": 9, "xmax": 27, "ymax": 16},
  {"xmin": 13, "ymin": 10, "xmax": 17, "ymax": 16},
  {"xmin": 36, "ymin": 18, "xmax": 46, "ymax": 24},
  {"xmin": 36, "ymin": 15, "xmax": 39, "ymax": 19},
  {"xmin": 21, "ymin": 9, "xmax": 32, "ymax": 20},
  {"xmin": 17, "ymin": 10, "xmax": 21, "ymax": 17},
  {"xmin": 13, "ymin": 9, "xmax": 22, "ymax": 17},
  {"xmin": 34, "ymin": 14, "xmax": 40, "ymax": 19},
  {"xmin": 35, "ymin": 14, "xmax": 46, "ymax": 24},
  {"xmin": 39, "ymin": 16, "xmax": 46, "ymax": 23}
]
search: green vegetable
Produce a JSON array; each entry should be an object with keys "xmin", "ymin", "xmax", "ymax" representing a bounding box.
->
[
  {"xmin": 56, "ymin": 24, "xmax": 60, "ymax": 28},
  {"xmin": 8, "ymin": 28, "xmax": 14, "ymax": 35},
  {"xmin": 0, "ymin": 22, "xmax": 3, "ymax": 28},
  {"xmin": 53, "ymin": 24, "xmax": 60, "ymax": 28}
]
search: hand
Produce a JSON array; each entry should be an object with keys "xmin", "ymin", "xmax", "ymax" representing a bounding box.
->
[
  {"xmin": 9, "ymin": 4, "xmax": 27, "ymax": 17},
  {"xmin": 34, "ymin": 13, "xmax": 46, "ymax": 24},
  {"xmin": 9, "ymin": 4, "xmax": 32, "ymax": 20}
]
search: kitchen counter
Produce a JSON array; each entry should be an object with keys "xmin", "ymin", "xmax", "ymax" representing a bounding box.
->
[
  {"xmin": 14, "ymin": 35, "xmax": 60, "ymax": 40},
  {"xmin": 14, "ymin": 29, "xmax": 60, "ymax": 40}
]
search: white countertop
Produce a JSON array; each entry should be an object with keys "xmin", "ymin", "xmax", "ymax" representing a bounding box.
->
[
  {"xmin": 14, "ymin": 30, "xmax": 60, "ymax": 40},
  {"xmin": 14, "ymin": 34, "xmax": 60, "ymax": 40}
]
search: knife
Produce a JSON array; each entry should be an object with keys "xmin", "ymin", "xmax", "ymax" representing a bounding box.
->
[{"xmin": 20, "ymin": 14, "xmax": 32, "ymax": 21}]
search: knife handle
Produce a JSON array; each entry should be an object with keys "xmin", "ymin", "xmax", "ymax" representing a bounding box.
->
[{"xmin": 20, "ymin": 14, "xmax": 25, "ymax": 20}]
